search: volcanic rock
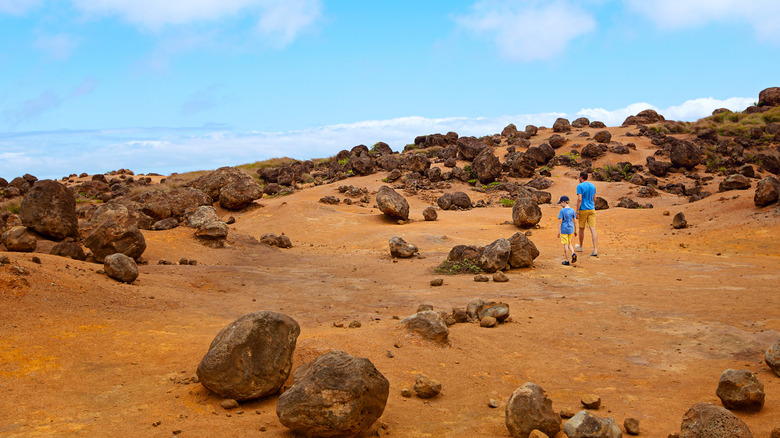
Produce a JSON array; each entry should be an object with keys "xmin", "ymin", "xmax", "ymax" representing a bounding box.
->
[
  {"xmin": 480, "ymin": 316, "xmax": 497, "ymax": 327},
  {"xmin": 571, "ymin": 117, "xmax": 589, "ymax": 128},
  {"xmin": 50, "ymin": 240, "xmax": 86, "ymax": 261},
  {"xmin": 719, "ymin": 174, "xmax": 751, "ymax": 191},
  {"xmin": 617, "ymin": 198, "xmax": 639, "ymax": 209},
  {"xmin": 260, "ymin": 233, "xmax": 292, "ymax": 248},
  {"xmin": 376, "ymin": 186, "xmax": 409, "ymax": 220},
  {"xmin": 624, "ymin": 418, "xmax": 640, "ymax": 435},
  {"xmin": 508, "ymin": 232, "xmax": 540, "ymax": 268},
  {"xmin": 276, "ymin": 350, "xmax": 389, "ymax": 438},
  {"xmin": 389, "ymin": 236, "xmax": 418, "ymax": 258},
  {"xmin": 219, "ymin": 178, "xmax": 263, "ymax": 210},
  {"xmin": 670, "ymin": 140, "xmax": 701, "ymax": 169},
  {"xmin": 754, "ymin": 176, "xmax": 780, "ymax": 206},
  {"xmin": 623, "ymin": 109, "xmax": 665, "ymax": 126},
  {"xmin": 195, "ymin": 221, "xmax": 228, "ymax": 239},
  {"xmin": 505, "ymin": 383, "xmax": 561, "ymax": 438},
  {"xmin": 493, "ymin": 271, "xmax": 509, "ymax": 282},
  {"xmin": 548, "ymin": 134, "xmax": 566, "ymax": 149},
  {"xmin": 478, "ymin": 301, "xmax": 509, "ymax": 323},
  {"xmin": 716, "ymin": 369, "xmax": 765, "ymax": 412},
  {"xmin": 104, "ymin": 253, "xmax": 139, "ymax": 283},
  {"xmin": 595, "ymin": 197, "xmax": 609, "ymax": 210},
  {"xmin": 594, "ymin": 131, "xmax": 612, "ymax": 144},
  {"xmin": 1, "ymin": 226, "xmax": 36, "ymax": 252},
  {"xmin": 151, "ymin": 218, "xmax": 179, "ymax": 231},
  {"xmin": 553, "ymin": 118, "xmax": 571, "ymax": 133},
  {"xmin": 404, "ymin": 153, "xmax": 431, "ymax": 173},
  {"xmin": 759, "ymin": 87, "xmax": 780, "ymax": 107},
  {"xmin": 451, "ymin": 192, "xmax": 473, "ymax": 209},
  {"xmin": 680, "ymin": 402, "xmax": 753, "ymax": 438},
  {"xmin": 672, "ymin": 212, "xmax": 688, "ymax": 229},
  {"xmin": 766, "ymin": 339, "xmax": 780, "ymax": 376},
  {"xmin": 456, "ymin": 136, "xmax": 487, "ymax": 161},
  {"xmin": 197, "ymin": 311, "xmax": 300, "ymax": 401},
  {"xmin": 512, "ymin": 197, "xmax": 542, "ymax": 228},
  {"xmin": 414, "ymin": 374, "xmax": 441, "ymax": 399},
  {"xmin": 472, "ymin": 149, "xmax": 502, "ymax": 184},
  {"xmin": 165, "ymin": 187, "xmax": 213, "ymax": 218},
  {"xmin": 563, "ymin": 410, "xmax": 622, "ymax": 438},
  {"xmin": 478, "ymin": 238, "xmax": 510, "ymax": 273},
  {"xmin": 84, "ymin": 206, "xmax": 146, "ymax": 260},
  {"xmin": 422, "ymin": 206, "xmax": 437, "ymax": 221},
  {"xmin": 20, "ymin": 180, "xmax": 78, "ymax": 240},
  {"xmin": 400, "ymin": 311, "xmax": 449, "ymax": 344}
]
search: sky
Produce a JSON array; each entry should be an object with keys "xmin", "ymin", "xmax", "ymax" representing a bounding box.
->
[{"xmin": 1, "ymin": 0, "xmax": 779, "ymax": 180}]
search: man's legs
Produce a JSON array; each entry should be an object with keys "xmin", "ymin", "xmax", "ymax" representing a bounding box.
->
[
  {"xmin": 577, "ymin": 228, "xmax": 585, "ymax": 250},
  {"xmin": 589, "ymin": 227, "xmax": 598, "ymax": 255}
]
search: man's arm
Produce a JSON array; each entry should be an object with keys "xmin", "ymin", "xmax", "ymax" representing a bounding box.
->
[{"xmin": 576, "ymin": 193, "xmax": 583, "ymax": 214}]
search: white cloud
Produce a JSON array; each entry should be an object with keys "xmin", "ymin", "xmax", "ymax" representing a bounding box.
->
[
  {"xmin": 0, "ymin": 0, "xmax": 41, "ymax": 15},
  {"xmin": 455, "ymin": 0, "xmax": 596, "ymax": 61},
  {"xmin": 70, "ymin": 0, "xmax": 322, "ymax": 47},
  {"xmin": 626, "ymin": 0, "xmax": 780, "ymax": 42},
  {"xmin": 34, "ymin": 33, "xmax": 81, "ymax": 60},
  {"xmin": 577, "ymin": 97, "xmax": 754, "ymax": 126}
]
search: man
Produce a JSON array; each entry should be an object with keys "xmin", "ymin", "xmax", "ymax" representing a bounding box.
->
[{"xmin": 575, "ymin": 171, "xmax": 598, "ymax": 256}]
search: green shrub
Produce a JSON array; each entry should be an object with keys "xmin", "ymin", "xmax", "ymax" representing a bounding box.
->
[
  {"xmin": 338, "ymin": 158, "xmax": 349, "ymax": 165},
  {"xmin": 500, "ymin": 198, "xmax": 515, "ymax": 207},
  {"xmin": 434, "ymin": 259, "xmax": 482, "ymax": 275}
]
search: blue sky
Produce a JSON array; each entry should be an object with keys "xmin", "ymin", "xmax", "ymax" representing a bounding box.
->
[{"xmin": 1, "ymin": 0, "xmax": 778, "ymax": 179}]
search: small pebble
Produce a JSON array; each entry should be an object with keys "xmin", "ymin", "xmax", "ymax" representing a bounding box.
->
[
  {"xmin": 348, "ymin": 320, "xmax": 361, "ymax": 328},
  {"xmin": 581, "ymin": 394, "xmax": 601, "ymax": 409},
  {"xmin": 624, "ymin": 417, "xmax": 640, "ymax": 435},
  {"xmin": 430, "ymin": 278, "xmax": 444, "ymax": 286},
  {"xmin": 220, "ymin": 399, "xmax": 239, "ymax": 410},
  {"xmin": 488, "ymin": 399, "xmax": 499, "ymax": 408},
  {"xmin": 559, "ymin": 407, "xmax": 576, "ymax": 418},
  {"xmin": 401, "ymin": 388, "xmax": 412, "ymax": 398},
  {"xmin": 386, "ymin": 350, "xmax": 394, "ymax": 358}
]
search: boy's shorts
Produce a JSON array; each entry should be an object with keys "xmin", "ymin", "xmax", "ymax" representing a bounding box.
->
[
  {"xmin": 560, "ymin": 233, "xmax": 574, "ymax": 244},
  {"xmin": 578, "ymin": 209, "xmax": 596, "ymax": 228}
]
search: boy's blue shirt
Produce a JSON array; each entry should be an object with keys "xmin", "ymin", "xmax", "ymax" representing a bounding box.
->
[{"xmin": 558, "ymin": 206, "xmax": 576, "ymax": 234}]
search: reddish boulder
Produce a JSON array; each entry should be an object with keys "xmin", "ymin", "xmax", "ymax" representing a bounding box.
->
[{"xmin": 20, "ymin": 180, "xmax": 78, "ymax": 240}]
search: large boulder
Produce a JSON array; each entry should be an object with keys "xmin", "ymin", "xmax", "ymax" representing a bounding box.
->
[
  {"xmin": 502, "ymin": 124, "xmax": 519, "ymax": 138},
  {"xmin": 457, "ymin": 136, "xmax": 487, "ymax": 161},
  {"xmin": 478, "ymin": 238, "xmax": 510, "ymax": 273},
  {"xmin": 104, "ymin": 253, "xmax": 139, "ymax": 283},
  {"xmin": 165, "ymin": 187, "xmax": 213, "ymax": 218},
  {"xmin": 594, "ymin": 131, "xmax": 612, "ymax": 144},
  {"xmin": 186, "ymin": 166, "xmax": 252, "ymax": 201},
  {"xmin": 759, "ymin": 87, "xmax": 780, "ymax": 107},
  {"xmin": 552, "ymin": 118, "xmax": 571, "ymax": 133},
  {"xmin": 376, "ymin": 186, "xmax": 409, "ymax": 220},
  {"xmin": 563, "ymin": 410, "xmax": 622, "ymax": 438},
  {"xmin": 670, "ymin": 140, "xmax": 701, "ymax": 169},
  {"xmin": 754, "ymin": 176, "xmax": 780, "ymax": 207},
  {"xmin": 400, "ymin": 311, "xmax": 449, "ymax": 344},
  {"xmin": 195, "ymin": 221, "xmax": 229, "ymax": 239},
  {"xmin": 548, "ymin": 134, "xmax": 566, "ymax": 149},
  {"xmin": 389, "ymin": 236, "xmax": 418, "ymax": 258},
  {"xmin": 672, "ymin": 212, "xmax": 688, "ymax": 229},
  {"xmin": 130, "ymin": 190, "xmax": 172, "ymax": 221},
  {"xmin": 505, "ymin": 383, "xmax": 561, "ymax": 438},
  {"xmin": 404, "ymin": 153, "xmax": 431, "ymax": 173},
  {"xmin": 646, "ymin": 157, "xmax": 672, "ymax": 177},
  {"xmin": 451, "ymin": 192, "xmax": 473, "ymax": 209},
  {"xmin": 20, "ymin": 180, "xmax": 78, "ymax": 240},
  {"xmin": 472, "ymin": 149, "xmax": 502, "ymax": 184},
  {"xmin": 512, "ymin": 197, "xmax": 542, "ymax": 228},
  {"xmin": 219, "ymin": 179, "xmax": 263, "ymax": 210},
  {"xmin": 508, "ymin": 232, "xmax": 540, "ymax": 268},
  {"xmin": 716, "ymin": 369, "xmax": 764, "ymax": 412},
  {"xmin": 50, "ymin": 240, "xmax": 86, "ymax": 261},
  {"xmin": 478, "ymin": 301, "xmax": 510, "ymax": 323},
  {"xmin": 83, "ymin": 206, "xmax": 146, "ymax": 260},
  {"xmin": 197, "ymin": 311, "xmax": 300, "ymax": 401},
  {"xmin": 680, "ymin": 402, "xmax": 753, "ymax": 438},
  {"xmin": 185, "ymin": 206, "xmax": 220, "ymax": 228},
  {"xmin": 571, "ymin": 117, "xmax": 589, "ymax": 128},
  {"xmin": 623, "ymin": 109, "xmax": 665, "ymax": 126},
  {"xmin": 719, "ymin": 174, "xmax": 752, "ymax": 192},
  {"xmin": 276, "ymin": 350, "xmax": 389, "ymax": 438},
  {"xmin": 1, "ymin": 226, "xmax": 36, "ymax": 252},
  {"xmin": 766, "ymin": 339, "xmax": 780, "ymax": 376}
]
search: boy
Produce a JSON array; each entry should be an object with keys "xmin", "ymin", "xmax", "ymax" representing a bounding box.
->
[{"xmin": 557, "ymin": 195, "xmax": 577, "ymax": 266}]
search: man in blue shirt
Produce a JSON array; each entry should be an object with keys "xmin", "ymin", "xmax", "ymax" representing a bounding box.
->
[{"xmin": 575, "ymin": 171, "xmax": 598, "ymax": 256}]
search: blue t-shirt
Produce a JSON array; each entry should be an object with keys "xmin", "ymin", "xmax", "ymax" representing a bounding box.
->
[
  {"xmin": 558, "ymin": 207, "xmax": 576, "ymax": 234},
  {"xmin": 577, "ymin": 181, "xmax": 596, "ymax": 211}
]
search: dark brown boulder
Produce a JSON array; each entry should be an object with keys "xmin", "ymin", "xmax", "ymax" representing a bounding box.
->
[
  {"xmin": 185, "ymin": 206, "xmax": 220, "ymax": 228},
  {"xmin": 716, "ymin": 369, "xmax": 765, "ymax": 412},
  {"xmin": 672, "ymin": 212, "xmax": 688, "ymax": 229},
  {"xmin": 50, "ymin": 240, "xmax": 86, "ymax": 261},
  {"xmin": 589, "ymin": 121, "xmax": 606, "ymax": 128},
  {"xmin": 507, "ymin": 232, "xmax": 539, "ymax": 268},
  {"xmin": 151, "ymin": 217, "xmax": 179, "ymax": 231},
  {"xmin": 477, "ymin": 238, "xmax": 510, "ymax": 273},
  {"xmin": 623, "ymin": 109, "xmax": 665, "ymax": 126},
  {"xmin": 195, "ymin": 221, "xmax": 229, "ymax": 239},
  {"xmin": 525, "ymin": 125, "xmax": 538, "ymax": 136},
  {"xmin": 755, "ymin": 176, "xmax": 780, "ymax": 207},
  {"xmin": 564, "ymin": 410, "xmax": 622, "ymax": 438},
  {"xmin": 197, "ymin": 311, "xmax": 300, "ymax": 401},
  {"xmin": 457, "ymin": 136, "xmax": 487, "ymax": 161},
  {"xmin": 104, "ymin": 253, "xmax": 139, "ymax": 283},
  {"xmin": 719, "ymin": 174, "xmax": 751, "ymax": 192},
  {"xmin": 502, "ymin": 124, "xmax": 519, "ymax": 138},
  {"xmin": 548, "ymin": 134, "xmax": 566, "ymax": 149},
  {"xmin": 371, "ymin": 142, "xmax": 393, "ymax": 155},
  {"xmin": 350, "ymin": 156, "xmax": 375, "ymax": 176},
  {"xmin": 759, "ymin": 87, "xmax": 780, "ymax": 107},
  {"xmin": 1, "ymin": 226, "xmax": 36, "ymax": 252},
  {"xmin": 595, "ymin": 197, "xmax": 609, "ymax": 210},
  {"xmin": 647, "ymin": 157, "xmax": 672, "ymax": 177},
  {"xmin": 186, "ymin": 166, "xmax": 254, "ymax": 201},
  {"xmin": 680, "ymin": 402, "xmax": 753, "ymax": 438},
  {"xmin": 400, "ymin": 310, "xmax": 449, "ymax": 343},
  {"xmin": 276, "ymin": 350, "xmax": 389, "ymax": 438},
  {"xmin": 219, "ymin": 179, "xmax": 263, "ymax": 210},
  {"xmin": 617, "ymin": 198, "xmax": 639, "ymax": 209},
  {"xmin": 505, "ymin": 382, "xmax": 561, "ymax": 438},
  {"xmin": 83, "ymin": 206, "xmax": 146, "ymax": 260},
  {"xmin": 437, "ymin": 193, "xmax": 453, "ymax": 210},
  {"xmin": 670, "ymin": 140, "xmax": 701, "ymax": 169},
  {"xmin": 553, "ymin": 118, "xmax": 571, "ymax": 133},
  {"xmin": 766, "ymin": 339, "xmax": 780, "ymax": 376},
  {"xmin": 447, "ymin": 245, "xmax": 480, "ymax": 263},
  {"xmin": 9, "ymin": 177, "xmax": 32, "ymax": 195},
  {"xmin": 423, "ymin": 206, "xmax": 437, "ymax": 221},
  {"xmin": 260, "ymin": 233, "xmax": 292, "ymax": 248},
  {"xmin": 571, "ymin": 117, "xmax": 589, "ymax": 128},
  {"xmin": 404, "ymin": 153, "xmax": 431, "ymax": 173},
  {"xmin": 472, "ymin": 149, "xmax": 502, "ymax": 184},
  {"xmin": 164, "ymin": 187, "xmax": 213, "ymax": 219},
  {"xmin": 130, "ymin": 190, "xmax": 171, "ymax": 220},
  {"xmin": 512, "ymin": 197, "xmax": 542, "ymax": 228},
  {"xmin": 20, "ymin": 180, "xmax": 78, "ymax": 240},
  {"xmin": 755, "ymin": 154, "xmax": 780, "ymax": 175},
  {"xmin": 376, "ymin": 155, "xmax": 400, "ymax": 171},
  {"xmin": 451, "ymin": 191, "xmax": 473, "ymax": 209},
  {"xmin": 594, "ymin": 131, "xmax": 612, "ymax": 144},
  {"xmin": 376, "ymin": 186, "xmax": 409, "ymax": 220},
  {"xmin": 581, "ymin": 143, "xmax": 604, "ymax": 159}
]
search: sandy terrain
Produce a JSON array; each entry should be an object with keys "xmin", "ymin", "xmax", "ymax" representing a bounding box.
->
[{"xmin": 1, "ymin": 125, "xmax": 779, "ymax": 437}]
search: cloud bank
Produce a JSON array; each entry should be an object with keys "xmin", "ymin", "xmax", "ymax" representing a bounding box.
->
[{"xmin": 0, "ymin": 96, "xmax": 753, "ymax": 180}]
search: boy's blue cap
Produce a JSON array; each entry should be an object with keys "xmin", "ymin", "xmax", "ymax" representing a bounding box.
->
[{"xmin": 557, "ymin": 195, "xmax": 569, "ymax": 204}]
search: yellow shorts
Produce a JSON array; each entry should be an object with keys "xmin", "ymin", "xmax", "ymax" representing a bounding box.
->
[
  {"xmin": 578, "ymin": 210, "xmax": 596, "ymax": 228},
  {"xmin": 560, "ymin": 233, "xmax": 574, "ymax": 244}
]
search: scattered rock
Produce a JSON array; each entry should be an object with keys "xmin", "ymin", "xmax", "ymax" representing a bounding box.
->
[
  {"xmin": 754, "ymin": 176, "xmax": 780, "ymax": 207},
  {"xmin": 195, "ymin": 221, "xmax": 229, "ymax": 240},
  {"xmin": 319, "ymin": 195, "xmax": 340, "ymax": 204},
  {"xmin": 719, "ymin": 174, "xmax": 751, "ymax": 192},
  {"xmin": 430, "ymin": 278, "xmax": 444, "ymax": 286},
  {"xmin": 151, "ymin": 217, "xmax": 179, "ymax": 231},
  {"xmin": 617, "ymin": 198, "xmax": 640, "ymax": 209},
  {"xmin": 1, "ymin": 226, "xmax": 36, "ymax": 252},
  {"xmin": 49, "ymin": 240, "xmax": 86, "ymax": 261},
  {"xmin": 478, "ymin": 238, "xmax": 511, "ymax": 273},
  {"xmin": 401, "ymin": 388, "xmax": 412, "ymax": 398},
  {"xmin": 766, "ymin": 339, "xmax": 780, "ymax": 376},
  {"xmin": 20, "ymin": 179, "xmax": 78, "ymax": 240},
  {"xmin": 581, "ymin": 394, "xmax": 601, "ymax": 409},
  {"xmin": 473, "ymin": 149, "xmax": 502, "ymax": 184},
  {"xmin": 623, "ymin": 109, "xmax": 665, "ymax": 126},
  {"xmin": 680, "ymin": 402, "xmax": 753, "ymax": 438},
  {"xmin": 400, "ymin": 311, "xmax": 449, "ymax": 343},
  {"xmin": 553, "ymin": 118, "xmax": 571, "ymax": 133},
  {"xmin": 563, "ymin": 410, "xmax": 622, "ymax": 438},
  {"xmin": 624, "ymin": 417, "xmax": 640, "ymax": 435},
  {"xmin": 219, "ymin": 179, "xmax": 263, "ymax": 210},
  {"xmin": 595, "ymin": 197, "xmax": 609, "ymax": 210},
  {"xmin": 220, "ymin": 399, "xmax": 239, "ymax": 410},
  {"xmin": 276, "ymin": 350, "xmax": 389, "ymax": 438},
  {"xmin": 529, "ymin": 431, "xmax": 549, "ymax": 438},
  {"xmin": 85, "ymin": 206, "xmax": 146, "ymax": 260},
  {"xmin": 670, "ymin": 140, "xmax": 701, "ymax": 169},
  {"xmin": 479, "ymin": 302, "xmax": 509, "ymax": 323},
  {"xmin": 376, "ymin": 186, "xmax": 409, "ymax": 220},
  {"xmin": 389, "ymin": 236, "xmax": 419, "ymax": 258},
  {"xmin": 422, "ymin": 206, "xmax": 437, "ymax": 221},
  {"xmin": 348, "ymin": 320, "xmax": 361, "ymax": 328},
  {"xmin": 480, "ymin": 316, "xmax": 497, "ymax": 328},
  {"xmin": 507, "ymin": 232, "xmax": 540, "ymax": 268},
  {"xmin": 559, "ymin": 407, "xmax": 577, "ymax": 418},
  {"xmin": 260, "ymin": 233, "xmax": 293, "ymax": 248},
  {"xmin": 197, "ymin": 311, "xmax": 300, "ymax": 401},
  {"xmin": 104, "ymin": 253, "xmax": 139, "ymax": 283},
  {"xmin": 716, "ymin": 369, "xmax": 765, "ymax": 412},
  {"xmin": 594, "ymin": 131, "xmax": 612, "ymax": 144},
  {"xmin": 505, "ymin": 382, "xmax": 562, "ymax": 438},
  {"xmin": 413, "ymin": 374, "xmax": 441, "ymax": 399},
  {"xmin": 512, "ymin": 197, "xmax": 542, "ymax": 228},
  {"xmin": 492, "ymin": 271, "xmax": 509, "ymax": 282},
  {"xmin": 474, "ymin": 274, "xmax": 490, "ymax": 282},
  {"xmin": 672, "ymin": 212, "xmax": 688, "ymax": 229}
]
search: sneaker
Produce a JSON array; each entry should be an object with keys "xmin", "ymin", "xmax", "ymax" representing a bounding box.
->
[
  {"xmin": 571, "ymin": 254, "xmax": 577, "ymax": 264},
  {"xmin": 575, "ymin": 244, "xmax": 583, "ymax": 252},
  {"xmin": 590, "ymin": 251, "xmax": 598, "ymax": 257},
  {"xmin": 562, "ymin": 261, "xmax": 570, "ymax": 266}
]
